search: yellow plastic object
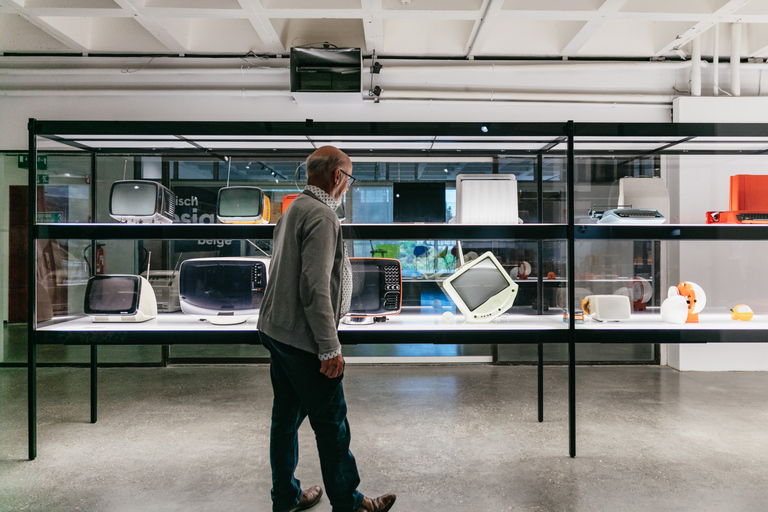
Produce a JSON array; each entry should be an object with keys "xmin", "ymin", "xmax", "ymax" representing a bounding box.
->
[
  {"xmin": 262, "ymin": 196, "xmax": 271, "ymax": 223},
  {"xmin": 731, "ymin": 304, "xmax": 754, "ymax": 321}
]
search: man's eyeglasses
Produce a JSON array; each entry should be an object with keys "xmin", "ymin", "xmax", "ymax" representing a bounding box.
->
[{"xmin": 338, "ymin": 168, "xmax": 356, "ymax": 187}]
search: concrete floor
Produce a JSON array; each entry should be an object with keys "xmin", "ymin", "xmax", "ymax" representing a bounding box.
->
[{"xmin": 2, "ymin": 365, "xmax": 768, "ymax": 512}]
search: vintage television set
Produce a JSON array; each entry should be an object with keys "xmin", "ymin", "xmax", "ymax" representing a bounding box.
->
[
  {"xmin": 393, "ymin": 182, "xmax": 446, "ymax": 223},
  {"xmin": 109, "ymin": 180, "xmax": 175, "ymax": 224},
  {"xmin": 178, "ymin": 257, "xmax": 270, "ymax": 325},
  {"xmin": 84, "ymin": 275, "xmax": 158, "ymax": 323},
  {"xmin": 290, "ymin": 47, "xmax": 362, "ymax": 93},
  {"xmin": 141, "ymin": 270, "xmax": 181, "ymax": 313},
  {"xmin": 216, "ymin": 186, "xmax": 271, "ymax": 224},
  {"xmin": 441, "ymin": 251, "xmax": 518, "ymax": 323},
  {"xmin": 456, "ymin": 174, "xmax": 519, "ymax": 224},
  {"xmin": 342, "ymin": 258, "xmax": 402, "ymax": 325}
]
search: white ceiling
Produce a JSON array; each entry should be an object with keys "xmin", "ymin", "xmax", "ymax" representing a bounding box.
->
[{"xmin": 1, "ymin": 0, "xmax": 767, "ymax": 59}]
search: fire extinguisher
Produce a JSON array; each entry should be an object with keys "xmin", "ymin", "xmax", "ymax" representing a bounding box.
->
[{"xmin": 96, "ymin": 243, "xmax": 105, "ymax": 274}]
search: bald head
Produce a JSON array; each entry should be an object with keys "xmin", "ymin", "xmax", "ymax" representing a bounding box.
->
[{"xmin": 306, "ymin": 145, "xmax": 353, "ymax": 199}]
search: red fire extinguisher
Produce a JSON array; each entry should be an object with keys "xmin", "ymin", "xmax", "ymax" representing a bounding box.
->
[{"xmin": 96, "ymin": 243, "xmax": 105, "ymax": 274}]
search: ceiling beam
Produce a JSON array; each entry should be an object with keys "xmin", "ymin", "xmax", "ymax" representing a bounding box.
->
[
  {"xmin": 561, "ymin": 0, "xmax": 629, "ymax": 56},
  {"xmin": 237, "ymin": 0, "xmax": 286, "ymax": 54},
  {"xmin": 13, "ymin": 8, "xmax": 133, "ymax": 17},
  {"xmin": 111, "ymin": 0, "xmax": 187, "ymax": 54},
  {"xmin": 466, "ymin": 0, "xmax": 503, "ymax": 58},
  {"xmin": 0, "ymin": 0, "xmax": 89, "ymax": 52},
  {"xmin": 751, "ymin": 44, "xmax": 768, "ymax": 58},
  {"xmin": 654, "ymin": 0, "xmax": 755, "ymax": 57}
]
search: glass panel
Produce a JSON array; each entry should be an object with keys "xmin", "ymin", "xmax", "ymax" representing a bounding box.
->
[{"xmin": 574, "ymin": 239, "xmax": 768, "ymax": 331}]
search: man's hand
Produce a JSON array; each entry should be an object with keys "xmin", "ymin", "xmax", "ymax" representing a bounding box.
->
[{"xmin": 320, "ymin": 353, "xmax": 344, "ymax": 378}]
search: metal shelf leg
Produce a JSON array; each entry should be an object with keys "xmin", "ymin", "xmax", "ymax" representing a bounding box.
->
[
  {"xmin": 91, "ymin": 345, "xmax": 97, "ymax": 423},
  {"xmin": 538, "ymin": 342, "xmax": 544, "ymax": 422},
  {"xmin": 28, "ymin": 341, "xmax": 37, "ymax": 460}
]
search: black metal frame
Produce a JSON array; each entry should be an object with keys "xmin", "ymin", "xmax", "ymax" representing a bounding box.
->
[{"xmin": 25, "ymin": 119, "xmax": 768, "ymax": 461}]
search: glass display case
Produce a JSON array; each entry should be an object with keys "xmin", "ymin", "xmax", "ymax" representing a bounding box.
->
[{"xmin": 22, "ymin": 120, "xmax": 768, "ymax": 460}]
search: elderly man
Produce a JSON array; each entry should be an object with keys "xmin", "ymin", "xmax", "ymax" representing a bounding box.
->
[{"xmin": 257, "ymin": 146, "xmax": 396, "ymax": 512}]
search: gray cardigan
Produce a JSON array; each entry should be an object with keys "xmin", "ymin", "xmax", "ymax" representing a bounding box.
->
[{"xmin": 257, "ymin": 191, "xmax": 345, "ymax": 357}]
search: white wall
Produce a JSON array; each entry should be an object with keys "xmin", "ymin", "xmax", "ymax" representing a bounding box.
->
[{"xmin": 667, "ymin": 97, "xmax": 768, "ymax": 371}]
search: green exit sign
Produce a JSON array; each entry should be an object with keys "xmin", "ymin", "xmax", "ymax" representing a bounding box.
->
[
  {"xmin": 18, "ymin": 155, "xmax": 48, "ymax": 171},
  {"xmin": 37, "ymin": 174, "xmax": 49, "ymax": 185}
]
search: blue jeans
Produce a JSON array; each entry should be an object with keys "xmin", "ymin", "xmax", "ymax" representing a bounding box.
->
[{"xmin": 259, "ymin": 332, "xmax": 364, "ymax": 512}]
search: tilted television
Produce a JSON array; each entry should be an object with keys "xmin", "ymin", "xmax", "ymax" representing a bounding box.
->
[
  {"xmin": 216, "ymin": 186, "xmax": 271, "ymax": 224},
  {"xmin": 109, "ymin": 180, "xmax": 175, "ymax": 224},
  {"xmin": 441, "ymin": 252, "xmax": 518, "ymax": 323},
  {"xmin": 84, "ymin": 275, "xmax": 158, "ymax": 323},
  {"xmin": 179, "ymin": 257, "xmax": 270, "ymax": 325},
  {"xmin": 343, "ymin": 258, "xmax": 402, "ymax": 325}
]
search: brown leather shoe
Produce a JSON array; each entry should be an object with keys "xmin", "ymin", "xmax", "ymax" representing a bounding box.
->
[
  {"xmin": 282, "ymin": 486, "xmax": 323, "ymax": 512},
  {"xmin": 355, "ymin": 493, "xmax": 396, "ymax": 512}
]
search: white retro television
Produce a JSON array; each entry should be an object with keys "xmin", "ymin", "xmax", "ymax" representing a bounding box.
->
[
  {"xmin": 179, "ymin": 257, "xmax": 270, "ymax": 325},
  {"xmin": 216, "ymin": 186, "xmax": 271, "ymax": 224},
  {"xmin": 141, "ymin": 270, "xmax": 181, "ymax": 313},
  {"xmin": 84, "ymin": 275, "xmax": 158, "ymax": 323},
  {"xmin": 456, "ymin": 174, "xmax": 519, "ymax": 224},
  {"xmin": 441, "ymin": 251, "xmax": 518, "ymax": 323},
  {"xmin": 109, "ymin": 180, "xmax": 175, "ymax": 224}
]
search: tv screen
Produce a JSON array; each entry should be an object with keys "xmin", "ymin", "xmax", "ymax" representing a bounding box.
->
[
  {"xmin": 111, "ymin": 181, "xmax": 158, "ymax": 216},
  {"xmin": 350, "ymin": 261, "xmax": 382, "ymax": 312},
  {"xmin": 347, "ymin": 258, "xmax": 401, "ymax": 316},
  {"xmin": 448, "ymin": 258, "xmax": 509, "ymax": 311},
  {"xmin": 217, "ymin": 186, "xmax": 263, "ymax": 219},
  {"xmin": 179, "ymin": 259, "xmax": 267, "ymax": 313},
  {"xmin": 84, "ymin": 276, "xmax": 139, "ymax": 315},
  {"xmin": 393, "ymin": 182, "xmax": 446, "ymax": 223},
  {"xmin": 290, "ymin": 47, "xmax": 362, "ymax": 93}
]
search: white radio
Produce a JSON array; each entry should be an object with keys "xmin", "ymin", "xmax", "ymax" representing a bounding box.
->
[{"xmin": 581, "ymin": 295, "xmax": 631, "ymax": 322}]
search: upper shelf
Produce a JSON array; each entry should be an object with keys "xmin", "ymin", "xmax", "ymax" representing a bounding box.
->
[
  {"xmin": 34, "ymin": 223, "xmax": 768, "ymax": 242},
  {"xmin": 575, "ymin": 224, "xmax": 768, "ymax": 241},
  {"xmin": 31, "ymin": 120, "xmax": 768, "ymax": 157},
  {"xmin": 35, "ymin": 223, "xmax": 568, "ymax": 241}
]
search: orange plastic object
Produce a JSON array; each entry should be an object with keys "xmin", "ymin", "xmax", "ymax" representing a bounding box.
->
[
  {"xmin": 282, "ymin": 193, "xmax": 300, "ymax": 214},
  {"xmin": 707, "ymin": 175, "xmax": 768, "ymax": 224},
  {"xmin": 547, "ymin": 272, "xmax": 556, "ymax": 280},
  {"xmin": 706, "ymin": 210, "xmax": 768, "ymax": 224},
  {"xmin": 730, "ymin": 175, "xmax": 768, "ymax": 211},
  {"xmin": 677, "ymin": 282, "xmax": 699, "ymax": 323}
]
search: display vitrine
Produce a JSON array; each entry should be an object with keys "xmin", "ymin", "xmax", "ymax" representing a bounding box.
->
[{"xmin": 25, "ymin": 120, "xmax": 768, "ymax": 461}]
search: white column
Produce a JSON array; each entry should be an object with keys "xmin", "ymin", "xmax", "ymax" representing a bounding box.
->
[
  {"xmin": 691, "ymin": 36, "xmax": 702, "ymax": 96},
  {"xmin": 731, "ymin": 23, "xmax": 742, "ymax": 97},
  {"xmin": 713, "ymin": 24, "xmax": 720, "ymax": 96}
]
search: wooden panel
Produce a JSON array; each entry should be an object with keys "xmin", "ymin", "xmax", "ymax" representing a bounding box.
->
[{"xmin": 8, "ymin": 186, "xmax": 28, "ymax": 323}]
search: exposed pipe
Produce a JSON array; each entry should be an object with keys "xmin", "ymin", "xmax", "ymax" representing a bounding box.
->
[
  {"xmin": 0, "ymin": 88, "xmax": 293, "ymax": 96},
  {"xmin": 0, "ymin": 67, "xmax": 291, "ymax": 75},
  {"xmin": 380, "ymin": 62, "xmax": 707, "ymax": 73},
  {"xmin": 0, "ymin": 61, "xmax": 711, "ymax": 75},
  {"xmin": 713, "ymin": 24, "xmax": 720, "ymax": 96},
  {"xmin": 732, "ymin": 23, "xmax": 742, "ymax": 97},
  {"xmin": 0, "ymin": 87, "xmax": 674, "ymax": 104},
  {"xmin": 691, "ymin": 36, "xmax": 701, "ymax": 96},
  {"xmin": 377, "ymin": 89, "xmax": 675, "ymax": 105}
]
